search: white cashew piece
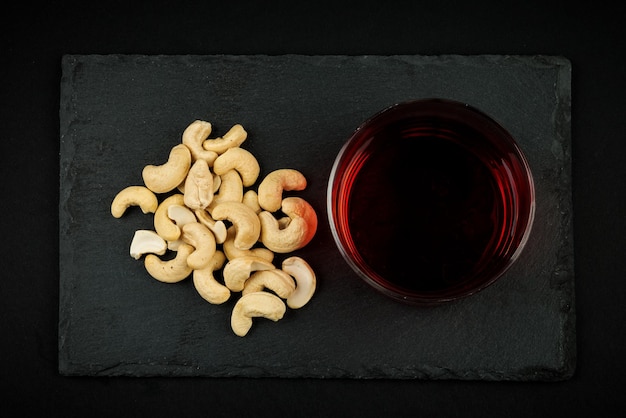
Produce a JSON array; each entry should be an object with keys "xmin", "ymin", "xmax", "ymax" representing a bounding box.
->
[
  {"xmin": 154, "ymin": 194, "xmax": 185, "ymax": 242},
  {"xmin": 222, "ymin": 226, "xmax": 274, "ymax": 262},
  {"xmin": 257, "ymin": 169, "xmax": 307, "ymax": 212},
  {"xmin": 183, "ymin": 159, "xmax": 214, "ymax": 210},
  {"xmin": 193, "ymin": 250, "xmax": 230, "ymax": 305},
  {"xmin": 212, "ymin": 147, "xmax": 260, "ymax": 187},
  {"xmin": 230, "ymin": 291, "xmax": 286, "ymax": 337},
  {"xmin": 181, "ymin": 120, "xmax": 219, "ymax": 164},
  {"xmin": 194, "ymin": 209, "xmax": 227, "ymax": 244},
  {"xmin": 258, "ymin": 197, "xmax": 318, "ymax": 253},
  {"xmin": 282, "ymin": 256, "xmax": 316, "ymax": 309},
  {"xmin": 181, "ymin": 222, "xmax": 217, "ymax": 270},
  {"xmin": 242, "ymin": 269, "xmax": 296, "ymax": 299},
  {"xmin": 202, "ymin": 124, "xmax": 248, "ymax": 154},
  {"xmin": 144, "ymin": 243, "xmax": 194, "ymax": 283},
  {"xmin": 222, "ymin": 255, "xmax": 275, "ymax": 292},
  {"xmin": 142, "ymin": 144, "xmax": 192, "ymax": 193},
  {"xmin": 111, "ymin": 185, "xmax": 158, "ymax": 218},
  {"xmin": 129, "ymin": 230, "xmax": 167, "ymax": 260},
  {"xmin": 210, "ymin": 201, "xmax": 261, "ymax": 250}
]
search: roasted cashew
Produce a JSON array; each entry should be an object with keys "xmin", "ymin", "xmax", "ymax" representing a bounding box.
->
[
  {"xmin": 181, "ymin": 222, "xmax": 217, "ymax": 270},
  {"xmin": 257, "ymin": 169, "xmax": 307, "ymax": 212},
  {"xmin": 212, "ymin": 147, "xmax": 260, "ymax": 187},
  {"xmin": 222, "ymin": 255, "xmax": 275, "ymax": 292},
  {"xmin": 144, "ymin": 243, "xmax": 194, "ymax": 283},
  {"xmin": 258, "ymin": 197, "xmax": 318, "ymax": 253},
  {"xmin": 193, "ymin": 250, "xmax": 230, "ymax": 304},
  {"xmin": 129, "ymin": 230, "xmax": 167, "ymax": 260},
  {"xmin": 282, "ymin": 256, "xmax": 316, "ymax": 309},
  {"xmin": 181, "ymin": 120, "xmax": 219, "ymax": 164},
  {"xmin": 183, "ymin": 159, "xmax": 214, "ymax": 210},
  {"xmin": 194, "ymin": 209, "xmax": 227, "ymax": 244},
  {"xmin": 230, "ymin": 291, "xmax": 286, "ymax": 337},
  {"xmin": 242, "ymin": 269, "xmax": 296, "ymax": 299},
  {"xmin": 208, "ymin": 169, "xmax": 243, "ymax": 208},
  {"xmin": 202, "ymin": 124, "xmax": 247, "ymax": 154},
  {"xmin": 210, "ymin": 201, "xmax": 261, "ymax": 250},
  {"xmin": 222, "ymin": 226, "xmax": 274, "ymax": 262},
  {"xmin": 111, "ymin": 185, "xmax": 158, "ymax": 218},
  {"xmin": 142, "ymin": 144, "xmax": 191, "ymax": 193},
  {"xmin": 154, "ymin": 194, "xmax": 185, "ymax": 242}
]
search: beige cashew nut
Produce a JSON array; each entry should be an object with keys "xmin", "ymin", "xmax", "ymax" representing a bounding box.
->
[
  {"xmin": 193, "ymin": 250, "xmax": 230, "ymax": 305},
  {"xmin": 222, "ymin": 226, "xmax": 274, "ymax": 262},
  {"xmin": 183, "ymin": 159, "xmax": 214, "ymax": 210},
  {"xmin": 144, "ymin": 243, "xmax": 194, "ymax": 283},
  {"xmin": 242, "ymin": 269, "xmax": 296, "ymax": 299},
  {"xmin": 230, "ymin": 291, "xmax": 286, "ymax": 337},
  {"xmin": 181, "ymin": 222, "xmax": 217, "ymax": 270},
  {"xmin": 258, "ymin": 197, "xmax": 318, "ymax": 253},
  {"xmin": 202, "ymin": 124, "xmax": 248, "ymax": 154},
  {"xmin": 111, "ymin": 186, "xmax": 158, "ymax": 218},
  {"xmin": 222, "ymin": 255, "xmax": 275, "ymax": 292},
  {"xmin": 257, "ymin": 169, "xmax": 307, "ymax": 212},
  {"xmin": 212, "ymin": 147, "xmax": 260, "ymax": 187},
  {"xmin": 181, "ymin": 120, "xmax": 219, "ymax": 164},
  {"xmin": 211, "ymin": 201, "xmax": 261, "ymax": 250},
  {"xmin": 142, "ymin": 144, "xmax": 191, "ymax": 193},
  {"xmin": 282, "ymin": 256, "xmax": 316, "ymax": 309},
  {"xmin": 194, "ymin": 209, "xmax": 227, "ymax": 244},
  {"xmin": 208, "ymin": 169, "xmax": 243, "ymax": 207},
  {"xmin": 154, "ymin": 194, "xmax": 185, "ymax": 242}
]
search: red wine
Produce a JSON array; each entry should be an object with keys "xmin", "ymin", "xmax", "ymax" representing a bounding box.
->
[{"xmin": 328, "ymin": 99, "xmax": 535, "ymax": 304}]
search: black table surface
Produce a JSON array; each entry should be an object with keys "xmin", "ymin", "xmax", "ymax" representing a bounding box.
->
[{"xmin": 2, "ymin": 1, "xmax": 625, "ymax": 416}]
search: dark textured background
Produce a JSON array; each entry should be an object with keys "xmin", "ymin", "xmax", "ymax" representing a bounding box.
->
[{"xmin": 2, "ymin": 1, "xmax": 625, "ymax": 416}]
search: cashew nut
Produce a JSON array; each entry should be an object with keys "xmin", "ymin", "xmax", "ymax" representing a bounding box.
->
[
  {"xmin": 181, "ymin": 120, "xmax": 219, "ymax": 164},
  {"xmin": 210, "ymin": 201, "xmax": 261, "ymax": 250},
  {"xmin": 142, "ymin": 144, "xmax": 191, "ymax": 193},
  {"xmin": 166, "ymin": 204, "xmax": 198, "ymax": 251},
  {"xmin": 181, "ymin": 222, "xmax": 217, "ymax": 270},
  {"xmin": 194, "ymin": 209, "xmax": 227, "ymax": 244},
  {"xmin": 111, "ymin": 186, "xmax": 158, "ymax": 218},
  {"xmin": 242, "ymin": 190, "xmax": 261, "ymax": 214},
  {"xmin": 212, "ymin": 147, "xmax": 260, "ymax": 187},
  {"xmin": 222, "ymin": 226, "xmax": 274, "ymax": 262},
  {"xmin": 183, "ymin": 159, "xmax": 214, "ymax": 210},
  {"xmin": 242, "ymin": 269, "xmax": 296, "ymax": 299},
  {"xmin": 222, "ymin": 255, "xmax": 275, "ymax": 292},
  {"xmin": 154, "ymin": 194, "xmax": 185, "ymax": 242},
  {"xmin": 257, "ymin": 169, "xmax": 307, "ymax": 212},
  {"xmin": 193, "ymin": 250, "xmax": 230, "ymax": 304},
  {"xmin": 208, "ymin": 169, "xmax": 243, "ymax": 207},
  {"xmin": 230, "ymin": 291, "xmax": 286, "ymax": 337},
  {"xmin": 202, "ymin": 124, "xmax": 247, "ymax": 154},
  {"xmin": 129, "ymin": 230, "xmax": 168, "ymax": 260},
  {"xmin": 258, "ymin": 197, "xmax": 318, "ymax": 253},
  {"xmin": 282, "ymin": 256, "xmax": 316, "ymax": 309},
  {"xmin": 144, "ymin": 243, "xmax": 194, "ymax": 283}
]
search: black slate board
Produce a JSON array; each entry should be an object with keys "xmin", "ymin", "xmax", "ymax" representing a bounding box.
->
[{"xmin": 59, "ymin": 54, "xmax": 575, "ymax": 380}]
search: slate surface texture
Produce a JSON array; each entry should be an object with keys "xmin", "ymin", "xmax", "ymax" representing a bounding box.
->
[{"xmin": 59, "ymin": 54, "xmax": 574, "ymax": 380}]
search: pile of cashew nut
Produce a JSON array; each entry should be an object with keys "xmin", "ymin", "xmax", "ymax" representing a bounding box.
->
[{"xmin": 110, "ymin": 120, "xmax": 318, "ymax": 337}]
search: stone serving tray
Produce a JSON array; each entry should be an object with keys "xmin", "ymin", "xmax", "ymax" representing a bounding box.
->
[{"xmin": 59, "ymin": 54, "xmax": 575, "ymax": 380}]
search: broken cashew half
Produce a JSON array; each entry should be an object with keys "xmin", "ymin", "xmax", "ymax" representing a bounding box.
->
[
  {"xmin": 282, "ymin": 256, "xmax": 316, "ymax": 309},
  {"xmin": 111, "ymin": 186, "xmax": 158, "ymax": 218},
  {"xmin": 230, "ymin": 291, "xmax": 286, "ymax": 337},
  {"xmin": 142, "ymin": 144, "xmax": 191, "ymax": 193},
  {"xmin": 129, "ymin": 230, "xmax": 167, "ymax": 260},
  {"xmin": 258, "ymin": 197, "xmax": 318, "ymax": 253},
  {"xmin": 257, "ymin": 169, "xmax": 307, "ymax": 212},
  {"xmin": 193, "ymin": 250, "xmax": 230, "ymax": 304}
]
